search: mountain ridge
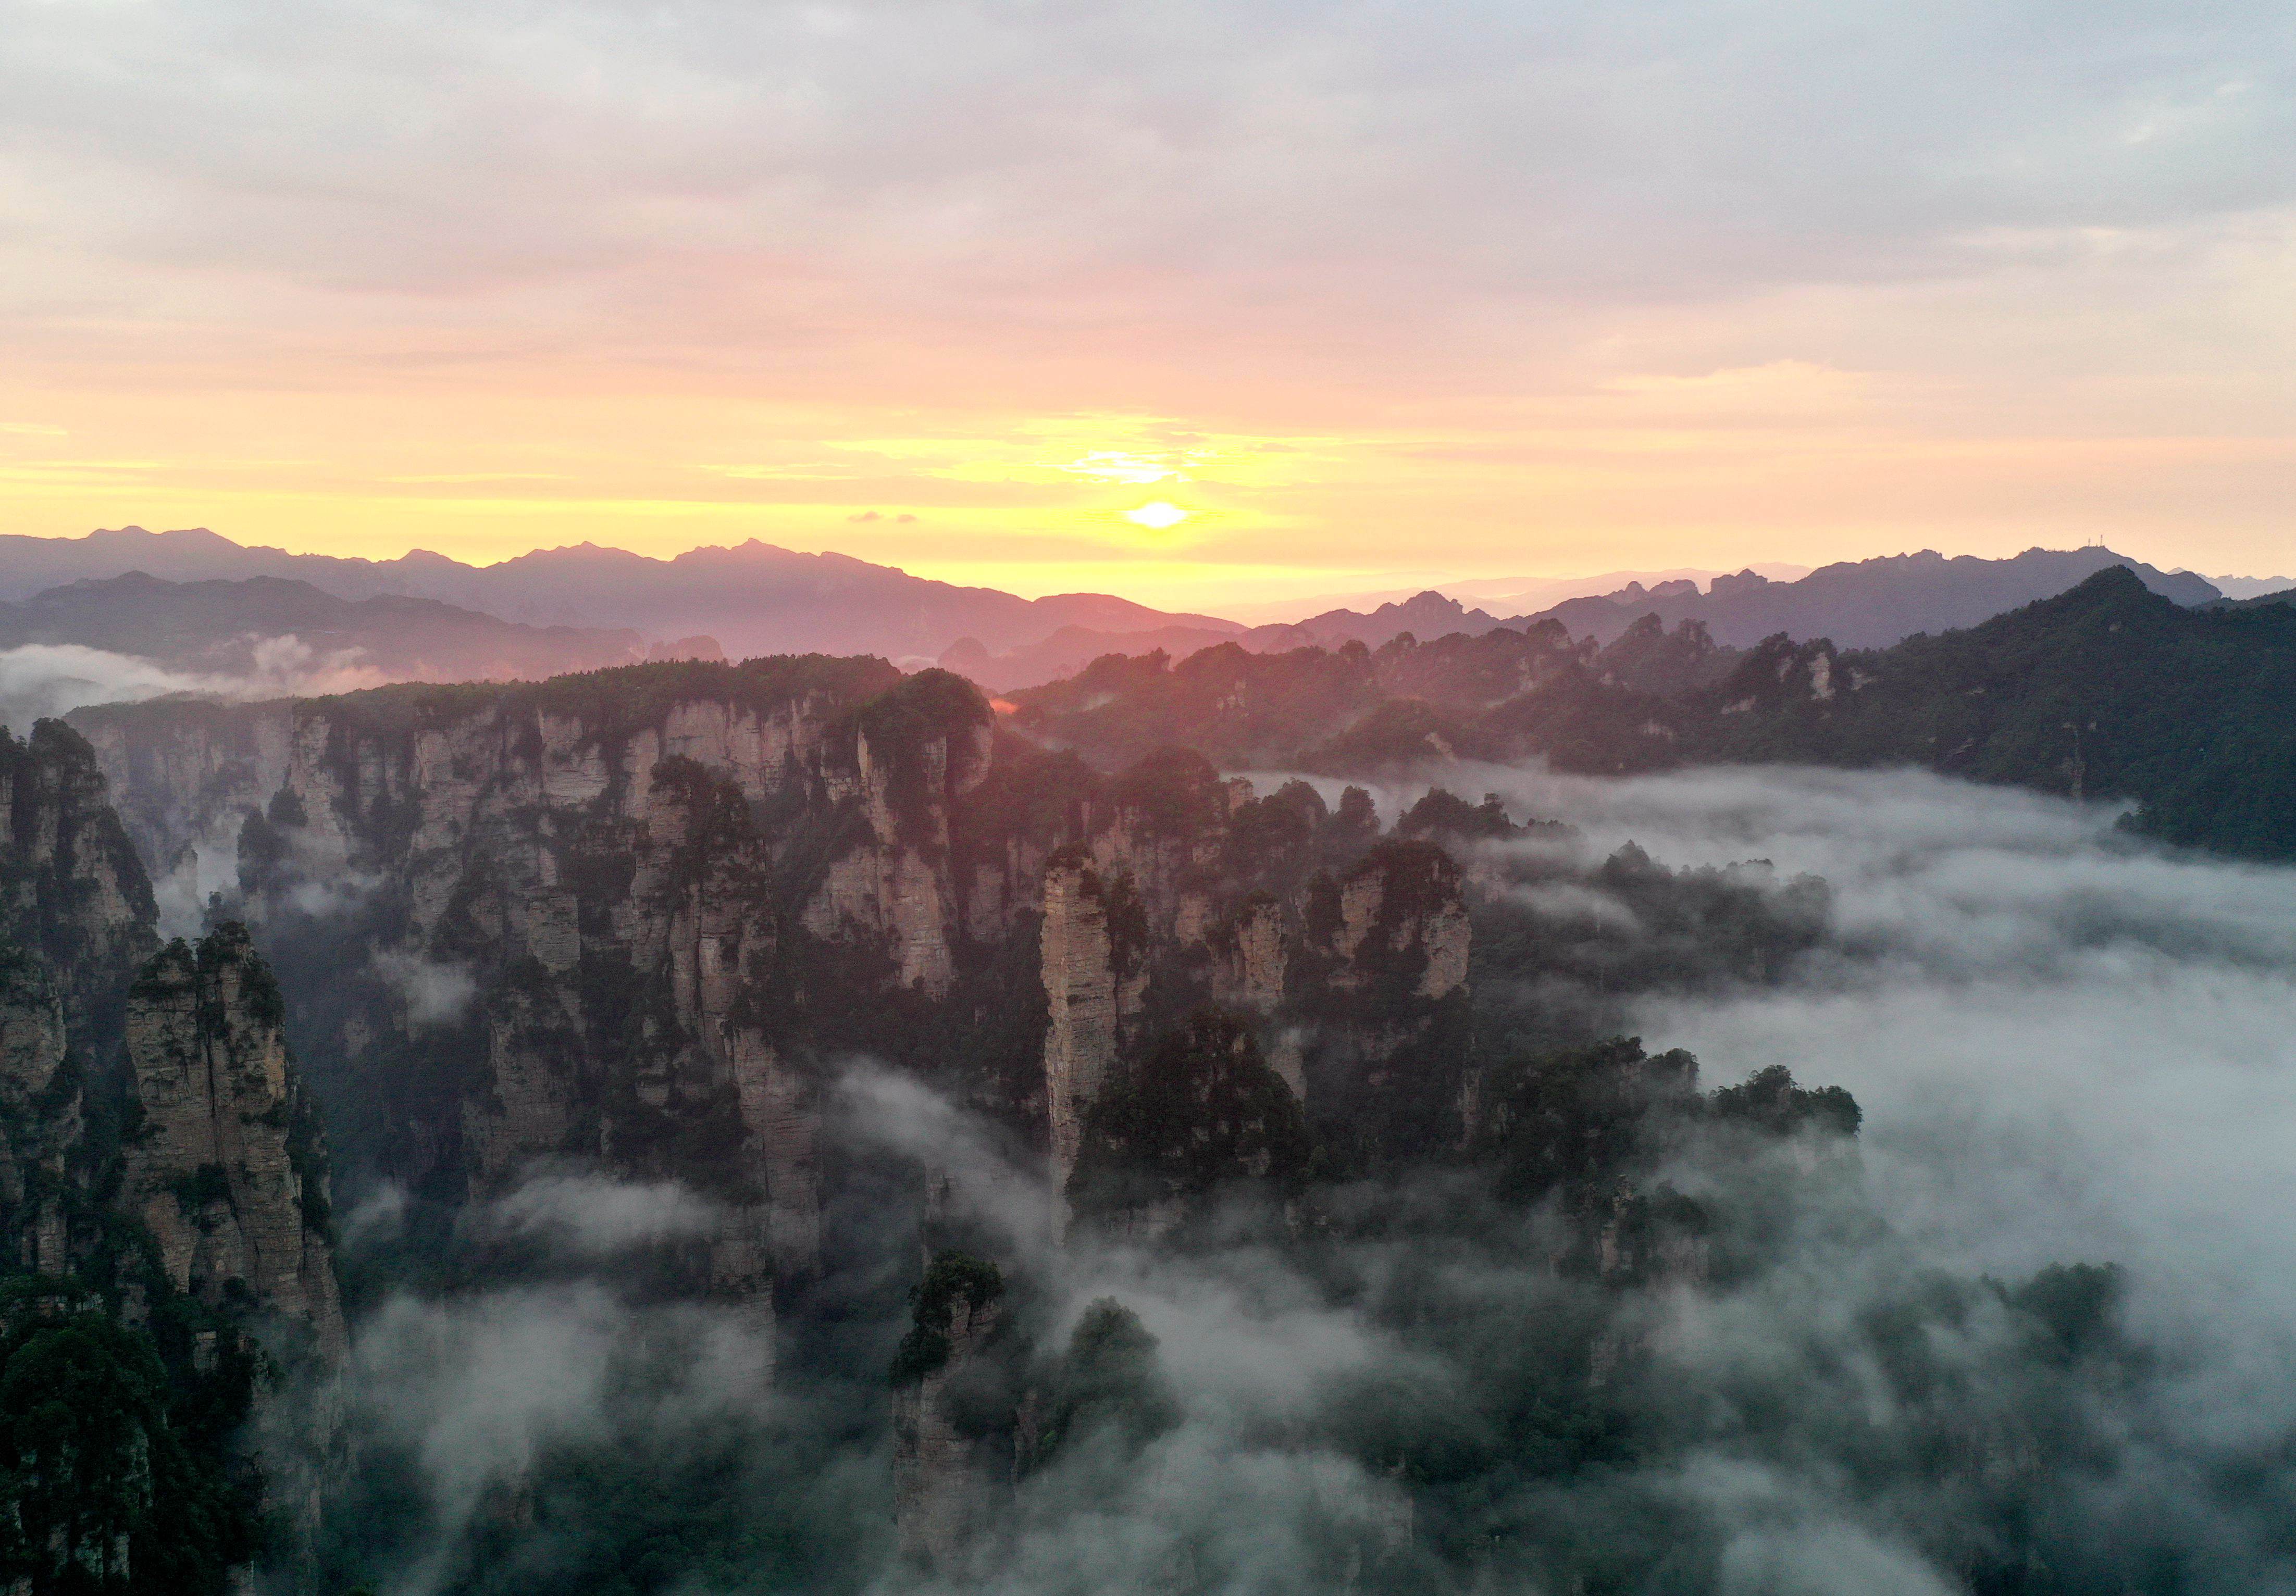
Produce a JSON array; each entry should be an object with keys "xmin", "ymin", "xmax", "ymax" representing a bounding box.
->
[
  {"xmin": 0, "ymin": 571, "xmax": 647, "ymax": 679},
  {"xmin": 0, "ymin": 527, "xmax": 1240, "ymax": 663},
  {"xmin": 944, "ymin": 545, "xmax": 2225, "ymax": 688},
  {"xmin": 1005, "ymin": 566, "xmax": 2296, "ymax": 859},
  {"xmin": 51, "ymin": 618, "xmax": 2278, "ymax": 1588}
]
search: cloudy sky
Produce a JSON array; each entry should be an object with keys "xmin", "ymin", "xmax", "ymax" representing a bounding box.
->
[{"xmin": 2, "ymin": 0, "xmax": 2289, "ymax": 607}]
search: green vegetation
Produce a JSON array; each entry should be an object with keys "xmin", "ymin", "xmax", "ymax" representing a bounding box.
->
[
  {"xmin": 1299, "ymin": 697, "xmax": 1487, "ymax": 774},
  {"xmin": 2002, "ymin": 1262, "xmax": 2130, "ymax": 1367},
  {"xmin": 1695, "ymin": 567, "xmax": 2296, "ymax": 857},
  {"xmin": 0, "ymin": 1307, "xmax": 260, "ymax": 1596},
  {"xmin": 890, "ymin": 1252, "xmax": 1006, "ymax": 1386},
  {"xmin": 1710, "ymin": 1061, "xmax": 1862, "ymax": 1138},
  {"xmin": 1013, "ymin": 568, "xmax": 2296, "ymax": 860},
  {"xmin": 1396, "ymin": 787, "xmax": 1520, "ymax": 842},
  {"xmin": 843, "ymin": 668, "xmax": 995, "ymax": 847},
  {"xmin": 1070, "ymin": 1009, "xmax": 1311, "ymax": 1218},
  {"xmin": 1011, "ymin": 642, "xmax": 1380, "ymax": 769},
  {"xmin": 295, "ymin": 653, "xmax": 901, "ymax": 746},
  {"xmin": 1022, "ymin": 1300, "xmax": 1177, "ymax": 1473},
  {"xmin": 1472, "ymin": 1037, "xmax": 1700, "ymax": 1204}
]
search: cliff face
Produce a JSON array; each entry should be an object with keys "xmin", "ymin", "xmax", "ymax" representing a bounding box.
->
[
  {"xmin": 890, "ymin": 1253, "xmax": 1012, "ymax": 1572},
  {"xmin": 1037, "ymin": 788, "xmax": 1474, "ymax": 1205},
  {"xmin": 79, "ymin": 666, "xmax": 1471, "ymax": 1263},
  {"xmin": 57, "ymin": 654, "xmax": 1917, "ymax": 1591},
  {"xmin": 0, "ymin": 720, "xmax": 159, "ymax": 1277},
  {"xmin": 1040, "ymin": 858, "xmax": 1122, "ymax": 1196},
  {"xmin": 0, "ymin": 722, "xmax": 347, "ymax": 1593},
  {"xmin": 0, "ymin": 721, "xmax": 159, "ymax": 1046},
  {"xmin": 77, "ymin": 662, "xmax": 999, "ymax": 1306},
  {"xmin": 0, "ymin": 946, "xmax": 74, "ymax": 1276},
  {"xmin": 122, "ymin": 926, "xmax": 345, "ymax": 1360}
]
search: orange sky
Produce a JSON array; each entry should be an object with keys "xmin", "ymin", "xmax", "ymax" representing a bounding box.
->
[{"xmin": 4, "ymin": 2, "xmax": 2290, "ymax": 611}]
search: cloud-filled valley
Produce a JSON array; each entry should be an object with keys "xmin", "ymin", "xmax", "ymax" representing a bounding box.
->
[
  {"xmin": 4, "ymin": 0, "xmax": 2290, "ymax": 1584},
  {"xmin": 301, "ymin": 759, "xmax": 2296, "ymax": 1594},
  {"xmin": 0, "ymin": 638, "xmax": 386, "ymax": 734}
]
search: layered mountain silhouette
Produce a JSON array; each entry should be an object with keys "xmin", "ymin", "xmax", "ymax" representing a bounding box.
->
[
  {"xmin": 1010, "ymin": 567, "xmax": 2296, "ymax": 859},
  {"xmin": 0, "ymin": 527, "xmax": 1237, "ymax": 662},
  {"xmin": 1513, "ymin": 545, "xmax": 2219, "ymax": 649},
  {"xmin": 0, "ymin": 572, "xmax": 644, "ymax": 682},
  {"xmin": 945, "ymin": 546, "xmax": 2223, "ymax": 687},
  {"xmin": 32, "ymin": 567, "xmax": 2292, "ymax": 1588},
  {"xmin": 2, "ymin": 529, "xmax": 2238, "ymax": 706}
]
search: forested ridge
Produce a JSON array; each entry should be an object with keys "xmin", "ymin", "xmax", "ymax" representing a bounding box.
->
[{"xmin": 1011, "ymin": 567, "xmax": 2296, "ymax": 860}]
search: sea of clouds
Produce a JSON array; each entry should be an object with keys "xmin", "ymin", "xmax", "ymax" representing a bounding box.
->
[
  {"xmin": 0, "ymin": 637, "xmax": 386, "ymax": 737},
  {"xmin": 325, "ymin": 761, "xmax": 2296, "ymax": 1593}
]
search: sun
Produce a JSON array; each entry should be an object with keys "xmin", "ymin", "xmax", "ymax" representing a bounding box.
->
[{"xmin": 1124, "ymin": 501, "xmax": 1190, "ymax": 531}]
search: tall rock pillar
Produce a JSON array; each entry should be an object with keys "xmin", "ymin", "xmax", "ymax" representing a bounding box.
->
[
  {"xmin": 1040, "ymin": 858, "xmax": 1119, "ymax": 1200},
  {"xmin": 122, "ymin": 924, "xmax": 345, "ymax": 1362}
]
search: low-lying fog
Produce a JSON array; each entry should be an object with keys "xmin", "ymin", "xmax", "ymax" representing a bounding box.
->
[
  {"xmin": 0, "ymin": 638, "xmax": 384, "ymax": 733},
  {"xmin": 337, "ymin": 760, "xmax": 2296, "ymax": 1593},
  {"xmin": 1410, "ymin": 760, "xmax": 2296, "ymax": 1362}
]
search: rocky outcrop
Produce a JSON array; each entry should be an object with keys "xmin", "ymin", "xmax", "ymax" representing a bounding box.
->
[
  {"xmin": 0, "ymin": 946, "xmax": 74, "ymax": 1275},
  {"xmin": 76, "ymin": 663, "xmax": 997, "ymax": 1304},
  {"xmin": 891, "ymin": 1252, "xmax": 1012, "ymax": 1572},
  {"xmin": 58, "ymin": 652, "xmax": 1868, "ymax": 1595},
  {"xmin": 1331, "ymin": 841, "xmax": 1471, "ymax": 1001},
  {"xmin": 114, "ymin": 926, "xmax": 352, "ymax": 1574},
  {"xmin": 1042, "ymin": 785, "xmax": 1477, "ymax": 1184},
  {"xmin": 1041, "ymin": 857, "xmax": 1122, "ymax": 1197},
  {"xmin": 729, "ymin": 1031, "xmax": 820, "ymax": 1283},
  {"xmin": 1216, "ymin": 894, "xmax": 1298, "ymax": 1095},
  {"xmin": 0, "ymin": 720, "xmax": 159, "ymax": 1044},
  {"xmin": 0, "ymin": 726, "xmax": 350, "ymax": 1592},
  {"xmin": 122, "ymin": 925, "xmax": 345, "ymax": 1361},
  {"xmin": 0, "ymin": 720, "xmax": 158, "ymax": 1278},
  {"xmin": 81, "ymin": 658, "xmax": 1475, "ymax": 1283}
]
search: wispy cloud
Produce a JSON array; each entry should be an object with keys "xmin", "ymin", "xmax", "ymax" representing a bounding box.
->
[{"xmin": 2, "ymin": 0, "xmax": 2291, "ymax": 588}]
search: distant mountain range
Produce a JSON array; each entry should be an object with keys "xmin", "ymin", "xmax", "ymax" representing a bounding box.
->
[
  {"xmin": 948, "ymin": 545, "xmax": 2224, "ymax": 689},
  {"xmin": 2207, "ymin": 585, "xmax": 2296, "ymax": 613},
  {"xmin": 0, "ymin": 526, "xmax": 1237, "ymax": 662},
  {"xmin": 0, "ymin": 571, "xmax": 667, "ymax": 730},
  {"xmin": 1010, "ymin": 567, "xmax": 2296, "ymax": 860},
  {"xmin": 0, "ymin": 570, "xmax": 645, "ymax": 678},
  {"xmin": 1208, "ymin": 565, "xmax": 1813, "ymax": 626},
  {"xmin": 2207, "ymin": 573, "xmax": 2296, "ymax": 601},
  {"xmin": 1238, "ymin": 545, "xmax": 2223, "ymax": 654},
  {"xmin": 1510, "ymin": 546, "xmax": 2220, "ymax": 649},
  {"xmin": 0, "ymin": 528, "xmax": 2259, "ymax": 704}
]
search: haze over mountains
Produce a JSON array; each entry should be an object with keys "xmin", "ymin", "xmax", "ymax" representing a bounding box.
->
[
  {"xmin": 945, "ymin": 544, "xmax": 2235, "ymax": 690},
  {"xmin": 0, "ymin": 526, "xmax": 2280, "ymax": 721},
  {"xmin": 0, "ymin": 570, "xmax": 657, "ymax": 729},
  {"xmin": 1008, "ymin": 566, "xmax": 2296, "ymax": 861},
  {"xmin": 7, "ymin": 525, "xmax": 2295, "ymax": 1594},
  {"xmin": 0, "ymin": 526, "xmax": 1233, "ymax": 664},
  {"xmin": 23, "ymin": 558, "xmax": 2296, "ymax": 1591},
  {"xmin": 0, "ymin": 572, "xmax": 644, "ymax": 680}
]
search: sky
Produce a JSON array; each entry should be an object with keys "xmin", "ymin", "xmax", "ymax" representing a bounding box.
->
[{"xmin": 2, "ymin": 0, "xmax": 2291, "ymax": 610}]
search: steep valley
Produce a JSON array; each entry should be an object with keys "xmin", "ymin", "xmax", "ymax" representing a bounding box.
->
[
  {"xmin": 0, "ymin": 724, "xmax": 344, "ymax": 1593},
  {"xmin": 5, "ymin": 647, "xmax": 2288, "ymax": 1593}
]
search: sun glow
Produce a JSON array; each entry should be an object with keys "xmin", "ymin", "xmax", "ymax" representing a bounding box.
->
[
  {"xmin": 1062, "ymin": 451, "xmax": 1181, "ymax": 485},
  {"xmin": 1124, "ymin": 501, "xmax": 1190, "ymax": 530}
]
